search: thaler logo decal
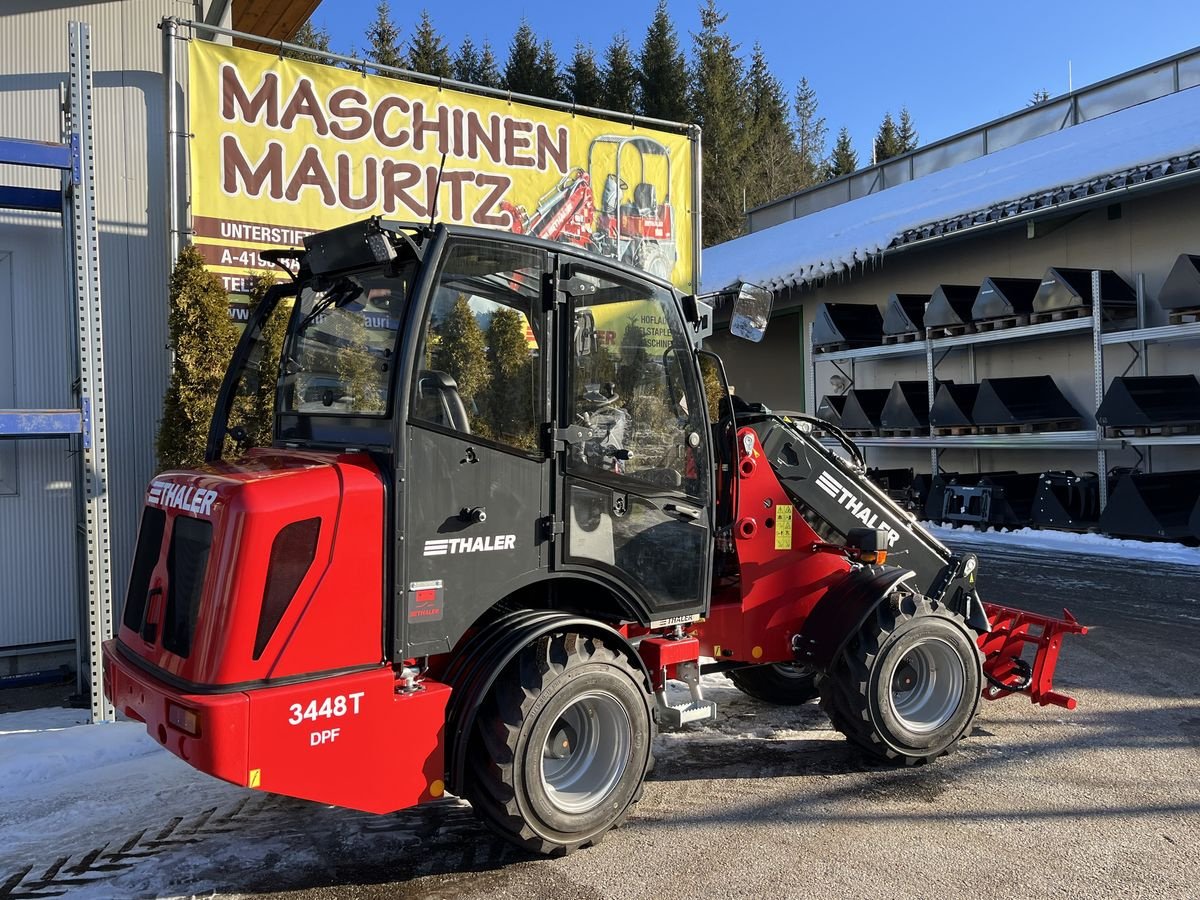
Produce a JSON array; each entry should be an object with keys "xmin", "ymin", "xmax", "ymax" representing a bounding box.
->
[
  {"xmin": 147, "ymin": 480, "xmax": 218, "ymax": 517},
  {"xmin": 423, "ymin": 534, "xmax": 516, "ymax": 556},
  {"xmin": 815, "ymin": 470, "xmax": 901, "ymax": 547}
]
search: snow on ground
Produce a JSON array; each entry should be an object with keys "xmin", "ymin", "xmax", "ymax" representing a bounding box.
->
[{"xmin": 926, "ymin": 521, "xmax": 1200, "ymax": 567}]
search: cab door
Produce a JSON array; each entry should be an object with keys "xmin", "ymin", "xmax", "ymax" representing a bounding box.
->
[{"xmin": 554, "ymin": 262, "xmax": 712, "ymax": 621}]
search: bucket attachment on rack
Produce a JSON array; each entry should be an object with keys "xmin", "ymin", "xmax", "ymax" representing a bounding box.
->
[
  {"xmin": 941, "ymin": 472, "xmax": 1040, "ymax": 527},
  {"xmin": 1031, "ymin": 471, "xmax": 1102, "ymax": 529},
  {"xmin": 880, "ymin": 380, "xmax": 936, "ymax": 430},
  {"xmin": 972, "ymin": 276, "xmax": 1042, "ymax": 322},
  {"xmin": 1098, "ymin": 470, "xmax": 1200, "ymax": 541},
  {"xmin": 867, "ymin": 467, "xmax": 915, "ymax": 507},
  {"xmin": 908, "ymin": 472, "xmax": 942, "ymax": 519},
  {"xmin": 812, "ymin": 302, "xmax": 884, "ymax": 350},
  {"xmin": 1032, "ymin": 266, "xmax": 1136, "ymax": 322},
  {"xmin": 930, "ymin": 383, "xmax": 980, "ymax": 430},
  {"xmin": 1157, "ymin": 253, "xmax": 1200, "ymax": 310},
  {"xmin": 972, "ymin": 376, "xmax": 1083, "ymax": 429},
  {"xmin": 1096, "ymin": 375, "xmax": 1200, "ymax": 429},
  {"xmin": 924, "ymin": 284, "xmax": 979, "ymax": 330},
  {"xmin": 815, "ymin": 394, "xmax": 848, "ymax": 428},
  {"xmin": 882, "ymin": 293, "xmax": 931, "ymax": 336},
  {"xmin": 839, "ymin": 388, "xmax": 891, "ymax": 433}
]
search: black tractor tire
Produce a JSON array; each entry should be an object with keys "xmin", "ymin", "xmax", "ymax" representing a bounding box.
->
[
  {"xmin": 465, "ymin": 631, "xmax": 654, "ymax": 855},
  {"xmin": 726, "ymin": 663, "xmax": 819, "ymax": 705},
  {"xmin": 817, "ymin": 592, "xmax": 982, "ymax": 766}
]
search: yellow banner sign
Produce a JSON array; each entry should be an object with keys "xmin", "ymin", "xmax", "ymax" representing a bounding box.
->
[{"xmin": 187, "ymin": 41, "xmax": 697, "ymax": 295}]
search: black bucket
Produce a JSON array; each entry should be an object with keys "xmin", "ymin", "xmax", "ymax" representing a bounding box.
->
[
  {"xmin": 812, "ymin": 302, "xmax": 884, "ymax": 349},
  {"xmin": 882, "ymin": 293, "xmax": 931, "ymax": 336},
  {"xmin": 972, "ymin": 276, "xmax": 1042, "ymax": 321},
  {"xmin": 839, "ymin": 389, "xmax": 892, "ymax": 432},
  {"xmin": 973, "ymin": 376, "xmax": 1082, "ymax": 427},
  {"xmin": 1096, "ymin": 375, "xmax": 1200, "ymax": 428},
  {"xmin": 1031, "ymin": 471, "xmax": 1102, "ymax": 529},
  {"xmin": 924, "ymin": 284, "xmax": 979, "ymax": 329},
  {"xmin": 1157, "ymin": 254, "xmax": 1200, "ymax": 311},
  {"xmin": 930, "ymin": 383, "xmax": 980, "ymax": 429},
  {"xmin": 880, "ymin": 380, "xmax": 934, "ymax": 430},
  {"xmin": 816, "ymin": 394, "xmax": 848, "ymax": 427},
  {"xmin": 1099, "ymin": 470, "xmax": 1200, "ymax": 541},
  {"xmin": 867, "ymin": 467, "xmax": 916, "ymax": 508},
  {"xmin": 1032, "ymin": 267, "xmax": 1136, "ymax": 321},
  {"xmin": 941, "ymin": 472, "xmax": 1040, "ymax": 527}
]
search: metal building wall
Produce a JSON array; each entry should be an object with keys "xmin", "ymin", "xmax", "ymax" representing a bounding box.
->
[{"xmin": 0, "ymin": 0, "xmax": 193, "ymax": 656}]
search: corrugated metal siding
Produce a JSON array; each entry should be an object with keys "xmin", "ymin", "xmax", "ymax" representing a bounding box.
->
[{"xmin": 0, "ymin": 0, "xmax": 193, "ymax": 650}]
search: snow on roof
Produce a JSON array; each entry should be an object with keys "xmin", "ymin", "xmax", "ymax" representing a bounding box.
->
[{"xmin": 701, "ymin": 86, "xmax": 1200, "ymax": 293}]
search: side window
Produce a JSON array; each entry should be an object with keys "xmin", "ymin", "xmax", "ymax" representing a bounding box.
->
[
  {"xmin": 568, "ymin": 271, "xmax": 707, "ymax": 499},
  {"xmin": 412, "ymin": 239, "xmax": 544, "ymax": 452}
]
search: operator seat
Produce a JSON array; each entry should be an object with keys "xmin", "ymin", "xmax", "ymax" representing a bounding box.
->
[{"xmin": 417, "ymin": 370, "xmax": 470, "ymax": 433}]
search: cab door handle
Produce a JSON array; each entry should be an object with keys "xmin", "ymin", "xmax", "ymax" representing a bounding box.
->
[{"xmin": 664, "ymin": 503, "xmax": 700, "ymax": 521}]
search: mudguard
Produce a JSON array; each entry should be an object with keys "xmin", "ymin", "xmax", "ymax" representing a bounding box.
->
[{"xmin": 793, "ymin": 565, "xmax": 916, "ymax": 671}]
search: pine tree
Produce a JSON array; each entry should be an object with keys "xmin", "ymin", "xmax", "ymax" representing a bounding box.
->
[
  {"xmin": 638, "ymin": 0, "xmax": 688, "ymax": 121},
  {"xmin": 156, "ymin": 247, "xmax": 238, "ymax": 470},
  {"xmin": 536, "ymin": 39, "xmax": 566, "ymax": 101},
  {"xmin": 483, "ymin": 309, "xmax": 536, "ymax": 449},
  {"xmin": 690, "ymin": 1, "xmax": 748, "ymax": 246},
  {"xmin": 477, "ymin": 40, "xmax": 502, "ymax": 88},
  {"xmin": 365, "ymin": 0, "xmax": 403, "ymax": 70},
  {"xmin": 431, "ymin": 297, "xmax": 490, "ymax": 433},
  {"xmin": 230, "ymin": 272, "xmax": 291, "ymax": 450},
  {"xmin": 742, "ymin": 43, "xmax": 797, "ymax": 210},
  {"xmin": 897, "ymin": 106, "xmax": 918, "ymax": 153},
  {"xmin": 873, "ymin": 111, "xmax": 902, "ymax": 163},
  {"xmin": 793, "ymin": 77, "xmax": 827, "ymax": 188},
  {"xmin": 286, "ymin": 20, "xmax": 332, "ymax": 66},
  {"xmin": 453, "ymin": 37, "xmax": 481, "ymax": 83},
  {"xmin": 504, "ymin": 21, "xmax": 542, "ymax": 94},
  {"xmin": 565, "ymin": 42, "xmax": 603, "ymax": 108},
  {"xmin": 601, "ymin": 33, "xmax": 639, "ymax": 113},
  {"xmin": 1028, "ymin": 88, "xmax": 1051, "ymax": 106},
  {"xmin": 826, "ymin": 126, "xmax": 858, "ymax": 179},
  {"xmin": 406, "ymin": 10, "xmax": 452, "ymax": 78}
]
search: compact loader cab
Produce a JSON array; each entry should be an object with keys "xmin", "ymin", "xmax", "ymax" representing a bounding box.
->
[{"xmin": 104, "ymin": 217, "xmax": 1084, "ymax": 857}]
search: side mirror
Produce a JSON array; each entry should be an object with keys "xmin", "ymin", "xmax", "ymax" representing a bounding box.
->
[{"xmin": 729, "ymin": 283, "xmax": 773, "ymax": 343}]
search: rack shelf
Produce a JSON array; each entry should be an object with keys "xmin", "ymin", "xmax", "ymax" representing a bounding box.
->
[{"xmin": 825, "ymin": 430, "xmax": 1119, "ymax": 450}]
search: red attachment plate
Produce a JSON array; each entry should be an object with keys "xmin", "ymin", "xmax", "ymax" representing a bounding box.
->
[{"xmin": 979, "ymin": 604, "xmax": 1088, "ymax": 709}]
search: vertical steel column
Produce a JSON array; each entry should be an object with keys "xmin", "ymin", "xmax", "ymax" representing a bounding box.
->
[
  {"xmin": 164, "ymin": 18, "xmax": 181, "ymax": 263},
  {"xmin": 1091, "ymin": 270, "xmax": 1107, "ymax": 512},
  {"xmin": 926, "ymin": 329, "xmax": 937, "ymax": 475},
  {"xmin": 67, "ymin": 22, "xmax": 114, "ymax": 723},
  {"xmin": 805, "ymin": 321, "xmax": 816, "ymax": 416}
]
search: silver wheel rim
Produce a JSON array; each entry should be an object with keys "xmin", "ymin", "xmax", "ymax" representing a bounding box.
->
[
  {"xmin": 540, "ymin": 690, "xmax": 631, "ymax": 814},
  {"xmin": 889, "ymin": 637, "xmax": 966, "ymax": 733},
  {"xmin": 771, "ymin": 663, "xmax": 815, "ymax": 679}
]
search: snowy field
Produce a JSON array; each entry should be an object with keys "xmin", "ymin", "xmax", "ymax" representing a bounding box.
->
[{"xmin": 926, "ymin": 522, "xmax": 1200, "ymax": 567}]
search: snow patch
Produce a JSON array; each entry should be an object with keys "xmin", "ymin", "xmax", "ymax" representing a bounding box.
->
[{"xmin": 926, "ymin": 522, "xmax": 1200, "ymax": 567}]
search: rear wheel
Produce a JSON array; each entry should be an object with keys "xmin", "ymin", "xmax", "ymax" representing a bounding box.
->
[
  {"xmin": 466, "ymin": 631, "xmax": 654, "ymax": 855},
  {"xmin": 727, "ymin": 663, "xmax": 819, "ymax": 705},
  {"xmin": 818, "ymin": 592, "xmax": 981, "ymax": 765}
]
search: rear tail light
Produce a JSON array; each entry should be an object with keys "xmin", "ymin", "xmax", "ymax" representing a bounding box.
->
[{"xmin": 168, "ymin": 702, "xmax": 201, "ymax": 736}]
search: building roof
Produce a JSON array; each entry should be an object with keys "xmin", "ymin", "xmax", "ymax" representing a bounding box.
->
[
  {"xmin": 701, "ymin": 86, "xmax": 1200, "ymax": 294},
  {"xmin": 233, "ymin": 0, "xmax": 322, "ymax": 52}
]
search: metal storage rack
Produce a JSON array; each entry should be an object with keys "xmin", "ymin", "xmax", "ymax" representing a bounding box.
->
[
  {"xmin": 809, "ymin": 270, "xmax": 1200, "ymax": 513},
  {"xmin": 0, "ymin": 23, "xmax": 113, "ymax": 723}
]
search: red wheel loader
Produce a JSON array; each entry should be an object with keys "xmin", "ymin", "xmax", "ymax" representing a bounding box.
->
[{"xmin": 104, "ymin": 218, "xmax": 1084, "ymax": 855}]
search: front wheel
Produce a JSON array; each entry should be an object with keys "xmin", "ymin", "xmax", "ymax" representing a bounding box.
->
[
  {"xmin": 466, "ymin": 631, "xmax": 654, "ymax": 855},
  {"xmin": 818, "ymin": 592, "xmax": 981, "ymax": 766},
  {"xmin": 726, "ymin": 663, "xmax": 819, "ymax": 705}
]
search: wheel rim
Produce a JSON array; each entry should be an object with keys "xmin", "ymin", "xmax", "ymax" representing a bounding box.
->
[
  {"xmin": 540, "ymin": 690, "xmax": 631, "ymax": 815},
  {"xmin": 888, "ymin": 637, "xmax": 966, "ymax": 733},
  {"xmin": 771, "ymin": 663, "xmax": 815, "ymax": 680}
]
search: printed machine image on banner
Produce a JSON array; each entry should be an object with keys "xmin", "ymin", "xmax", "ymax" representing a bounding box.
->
[{"xmin": 188, "ymin": 41, "xmax": 698, "ymax": 298}]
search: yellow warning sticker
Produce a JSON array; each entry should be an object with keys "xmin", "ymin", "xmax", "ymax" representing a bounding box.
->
[
  {"xmin": 774, "ymin": 504, "xmax": 793, "ymax": 550},
  {"xmin": 248, "ymin": 768, "xmax": 261, "ymax": 789}
]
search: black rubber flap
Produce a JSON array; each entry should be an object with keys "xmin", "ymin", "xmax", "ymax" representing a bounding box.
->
[
  {"xmin": 1099, "ymin": 470, "xmax": 1200, "ymax": 540},
  {"xmin": 882, "ymin": 293, "xmax": 930, "ymax": 335},
  {"xmin": 973, "ymin": 376, "xmax": 1082, "ymax": 425},
  {"xmin": 880, "ymin": 380, "xmax": 934, "ymax": 429},
  {"xmin": 972, "ymin": 276, "xmax": 1042, "ymax": 320},
  {"xmin": 816, "ymin": 394, "xmax": 848, "ymax": 426},
  {"xmin": 1032, "ymin": 267, "xmax": 1136, "ymax": 314},
  {"xmin": 839, "ymin": 388, "xmax": 891, "ymax": 430},
  {"xmin": 1096, "ymin": 375, "xmax": 1200, "ymax": 427},
  {"xmin": 929, "ymin": 383, "xmax": 979, "ymax": 427},
  {"xmin": 924, "ymin": 285, "xmax": 978, "ymax": 328},
  {"xmin": 811, "ymin": 302, "xmax": 884, "ymax": 347},
  {"xmin": 1032, "ymin": 471, "xmax": 1101, "ymax": 528},
  {"xmin": 1158, "ymin": 254, "xmax": 1200, "ymax": 310}
]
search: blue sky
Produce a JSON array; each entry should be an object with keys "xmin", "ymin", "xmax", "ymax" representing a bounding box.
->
[{"xmin": 310, "ymin": 0, "xmax": 1198, "ymax": 161}]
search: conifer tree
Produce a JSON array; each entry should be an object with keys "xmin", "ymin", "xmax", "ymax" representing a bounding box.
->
[
  {"xmin": 453, "ymin": 37, "xmax": 481, "ymax": 83},
  {"xmin": 565, "ymin": 42, "xmax": 603, "ymax": 108},
  {"xmin": 689, "ymin": 1, "xmax": 748, "ymax": 246},
  {"xmin": 897, "ymin": 106, "xmax": 918, "ymax": 153},
  {"xmin": 156, "ymin": 247, "xmax": 238, "ymax": 470},
  {"xmin": 873, "ymin": 111, "xmax": 902, "ymax": 163},
  {"xmin": 286, "ymin": 20, "xmax": 332, "ymax": 65},
  {"xmin": 406, "ymin": 10, "xmax": 453, "ymax": 78},
  {"xmin": 638, "ymin": 0, "xmax": 688, "ymax": 121},
  {"xmin": 483, "ymin": 309, "xmax": 536, "ymax": 449},
  {"xmin": 826, "ymin": 126, "xmax": 858, "ymax": 179},
  {"xmin": 231, "ymin": 273, "xmax": 292, "ymax": 449},
  {"xmin": 504, "ymin": 21, "xmax": 542, "ymax": 94},
  {"xmin": 365, "ymin": 0, "xmax": 403, "ymax": 70},
  {"xmin": 536, "ymin": 39, "xmax": 567, "ymax": 101},
  {"xmin": 742, "ymin": 43, "xmax": 797, "ymax": 210},
  {"xmin": 477, "ymin": 40, "xmax": 502, "ymax": 88},
  {"xmin": 1028, "ymin": 88, "xmax": 1051, "ymax": 106},
  {"xmin": 793, "ymin": 77, "xmax": 827, "ymax": 188},
  {"xmin": 431, "ymin": 297, "xmax": 490, "ymax": 433},
  {"xmin": 601, "ymin": 33, "xmax": 639, "ymax": 113}
]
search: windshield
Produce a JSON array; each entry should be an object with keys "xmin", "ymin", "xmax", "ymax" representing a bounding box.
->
[{"xmin": 281, "ymin": 265, "xmax": 415, "ymax": 416}]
